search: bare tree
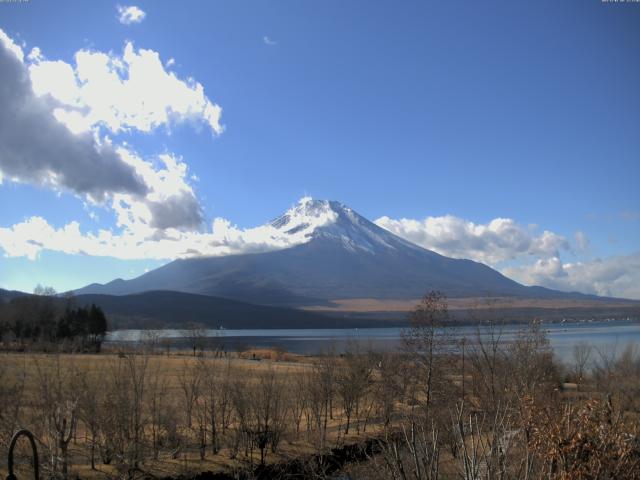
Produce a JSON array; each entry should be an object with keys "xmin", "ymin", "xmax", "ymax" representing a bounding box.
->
[
  {"xmin": 468, "ymin": 302, "xmax": 509, "ymax": 413},
  {"xmin": 125, "ymin": 352, "xmax": 148, "ymax": 471},
  {"xmin": 218, "ymin": 359, "xmax": 234, "ymax": 433},
  {"xmin": 307, "ymin": 352, "xmax": 337, "ymax": 451},
  {"xmin": 141, "ymin": 330, "xmax": 161, "ymax": 355},
  {"xmin": 147, "ymin": 361, "xmax": 169, "ymax": 460},
  {"xmin": 182, "ymin": 323, "xmax": 207, "ymax": 356},
  {"xmin": 506, "ymin": 320, "xmax": 557, "ymax": 403},
  {"xmin": 34, "ymin": 356, "xmax": 79, "ymax": 480},
  {"xmin": 611, "ymin": 343, "xmax": 640, "ymax": 411},
  {"xmin": 230, "ymin": 377, "xmax": 251, "ymax": 460},
  {"xmin": 178, "ymin": 360, "xmax": 201, "ymax": 429},
  {"xmin": 77, "ymin": 369, "xmax": 102, "ymax": 470},
  {"xmin": 288, "ymin": 371, "xmax": 309, "ymax": 439},
  {"xmin": 194, "ymin": 388, "xmax": 208, "ymax": 460},
  {"xmin": 336, "ymin": 342, "xmax": 373, "ymax": 435},
  {"xmin": 450, "ymin": 402, "xmax": 520, "ymax": 480},
  {"xmin": 372, "ymin": 352, "xmax": 404, "ymax": 429},
  {"xmin": 102, "ymin": 350, "xmax": 149, "ymax": 475},
  {"xmin": 0, "ymin": 357, "xmax": 26, "ymax": 447},
  {"xmin": 572, "ymin": 341, "xmax": 593, "ymax": 383},
  {"xmin": 251, "ymin": 368, "xmax": 287, "ymax": 463},
  {"xmin": 197, "ymin": 356, "xmax": 226, "ymax": 455},
  {"xmin": 378, "ymin": 413, "xmax": 441, "ymax": 480},
  {"xmin": 403, "ymin": 291, "xmax": 450, "ymax": 414}
]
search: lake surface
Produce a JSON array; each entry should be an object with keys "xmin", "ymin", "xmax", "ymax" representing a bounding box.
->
[{"xmin": 106, "ymin": 319, "xmax": 640, "ymax": 362}]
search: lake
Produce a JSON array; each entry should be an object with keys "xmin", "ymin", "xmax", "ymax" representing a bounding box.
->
[{"xmin": 106, "ymin": 319, "xmax": 640, "ymax": 363}]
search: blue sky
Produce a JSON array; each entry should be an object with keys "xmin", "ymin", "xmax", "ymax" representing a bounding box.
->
[{"xmin": 0, "ymin": 0, "xmax": 638, "ymax": 298}]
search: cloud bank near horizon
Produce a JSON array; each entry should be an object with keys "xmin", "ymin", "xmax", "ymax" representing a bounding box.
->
[
  {"xmin": 374, "ymin": 215, "xmax": 640, "ymax": 300},
  {"xmin": 501, "ymin": 253, "xmax": 640, "ymax": 300}
]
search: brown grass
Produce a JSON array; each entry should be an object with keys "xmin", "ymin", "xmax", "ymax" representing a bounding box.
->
[
  {"xmin": 302, "ymin": 296, "xmax": 640, "ymax": 313},
  {"xmin": 1, "ymin": 350, "xmax": 384, "ymax": 480}
]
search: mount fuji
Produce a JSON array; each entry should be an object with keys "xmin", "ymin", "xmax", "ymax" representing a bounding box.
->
[{"xmin": 74, "ymin": 199, "xmax": 593, "ymax": 306}]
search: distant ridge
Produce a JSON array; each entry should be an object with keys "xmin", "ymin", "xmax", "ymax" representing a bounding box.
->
[
  {"xmin": 3, "ymin": 286, "xmax": 638, "ymax": 329},
  {"xmin": 0, "ymin": 288, "xmax": 393, "ymax": 329},
  {"xmin": 0, "ymin": 288, "xmax": 28, "ymax": 303},
  {"xmin": 76, "ymin": 290, "xmax": 400, "ymax": 329}
]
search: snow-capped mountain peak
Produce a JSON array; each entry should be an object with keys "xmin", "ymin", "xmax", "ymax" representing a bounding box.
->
[
  {"xmin": 270, "ymin": 197, "xmax": 420, "ymax": 254},
  {"xmin": 270, "ymin": 197, "xmax": 339, "ymax": 234}
]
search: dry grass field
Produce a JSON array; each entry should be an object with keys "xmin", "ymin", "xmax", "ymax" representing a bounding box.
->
[
  {"xmin": 1, "ymin": 308, "xmax": 639, "ymax": 480},
  {"xmin": 0, "ymin": 348, "xmax": 394, "ymax": 480},
  {"xmin": 303, "ymin": 296, "xmax": 640, "ymax": 313}
]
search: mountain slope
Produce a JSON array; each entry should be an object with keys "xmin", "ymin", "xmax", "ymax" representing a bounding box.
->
[
  {"xmin": 0, "ymin": 288, "xmax": 385, "ymax": 328},
  {"xmin": 0, "ymin": 288, "xmax": 29, "ymax": 303},
  {"xmin": 74, "ymin": 199, "xmax": 597, "ymax": 306},
  {"xmin": 75, "ymin": 290, "xmax": 390, "ymax": 329}
]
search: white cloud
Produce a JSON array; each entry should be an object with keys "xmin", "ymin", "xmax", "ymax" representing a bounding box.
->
[
  {"xmin": 29, "ymin": 41, "xmax": 223, "ymax": 135},
  {"xmin": 375, "ymin": 214, "xmax": 569, "ymax": 265},
  {"xmin": 108, "ymin": 149, "xmax": 204, "ymax": 231},
  {"xmin": 0, "ymin": 199, "xmax": 336, "ymax": 261},
  {"xmin": 27, "ymin": 47, "xmax": 42, "ymax": 62},
  {"xmin": 117, "ymin": 5, "xmax": 146, "ymax": 25},
  {"xmin": 375, "ymin": 213, "xmax": 640, "ymax": 299},
  {"xmin": 0, "ymin": 31, "xmax": 148, "ymax": 202},
  {"xmin": 29, "ymin": 57, "xmax": 83, "ymax": 105},
  {"xmin": 503, "ymin": 253, "xmax": 640, "ymax": 300},
  {"xmin": 263, "ymin": 36, "xmax": 277, "ymax": 46},
  {"xmin": 0, "ymin": 29, "xmax": 24, "ymax": 62},
  {"xmin": 0, "ymin": 29, "xmax": 222, "ymax": 233}
]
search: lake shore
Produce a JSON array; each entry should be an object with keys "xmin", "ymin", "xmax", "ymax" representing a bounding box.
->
[{"xmin": 105, "ymin": 318, "xmax": 640, "ymax": 361}]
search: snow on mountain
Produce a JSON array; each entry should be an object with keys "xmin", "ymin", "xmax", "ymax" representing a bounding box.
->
[
  {"xmin": 270, "ymin": 196, "xmax": 338, "ymax": 237},
  {"xmin": 271, "ymin": 197, "xmax": 421, "ymax": 254}
]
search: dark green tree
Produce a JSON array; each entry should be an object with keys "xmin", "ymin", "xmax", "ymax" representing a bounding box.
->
[{"xmin": 88, "ymin": 304, "xmax": 107, "ymax": 342}]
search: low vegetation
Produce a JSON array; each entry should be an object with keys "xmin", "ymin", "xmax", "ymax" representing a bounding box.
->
[{"xmin": 0, "ymin": 291, "xmax": 638, "ymax": 479}]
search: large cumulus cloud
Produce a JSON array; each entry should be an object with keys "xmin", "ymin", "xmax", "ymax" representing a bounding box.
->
[
  {"xmin": 503, "ymin": 253, "xmax": 640, "ymax": 300},
  {"xmin": 375, "ymin": 214, "xmax": 569, "ymax": 265},
  {"xmin": 0, "ymin": 30, "xmax": 148, "ymax": 201},
  {"xmin": 0, "ymin": 29, "xmax": 220, "ymax": 232},
  {"xmin": 28, "ymin": 41, "xmax": 223, "ymax": 135}
]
